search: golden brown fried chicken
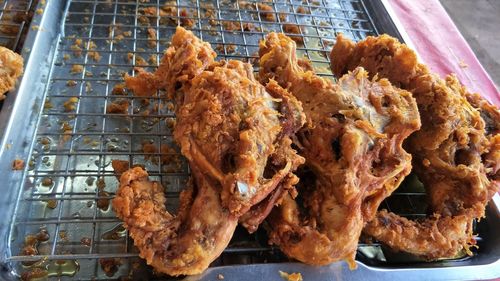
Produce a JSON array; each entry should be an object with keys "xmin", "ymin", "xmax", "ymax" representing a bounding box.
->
[
  {"xmin": 114, "ymin": 27, "xmax": 305, "ymax": 276},
  {"xmin": 0, "ymin": 46, "xmax": 23, "ymax": 100},
  {"xmin": 124, "ymin": 27, "xmax": 216, "ymax": 98},
  {"xmin": 114, "ymin": 167, "xmax": 237, "ymax": 276},
  {"xmin": 259, "ymin": 32, "xmax": 420, "ymax": 267},
  {"xmin": 331, "ymin": 34, "xmax": 500, "ymax": 260}
]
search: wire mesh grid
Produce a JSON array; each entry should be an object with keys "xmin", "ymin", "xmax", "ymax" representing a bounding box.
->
[
  {"xmin": 7, "ymin": 0, "xmax": 447, "ymax": 279},
  {"xmin": 0, "ymin": 0, "xmax": 36, "ymax": 51}
]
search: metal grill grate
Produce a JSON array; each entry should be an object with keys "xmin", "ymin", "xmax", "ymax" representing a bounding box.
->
[
  {"xmin": 7, "ymin": 0, "xmax": 446, "ymax": 279},
  {"xmin": 0, "ymin": 0, "xmax": 36, "ymax": 51}
]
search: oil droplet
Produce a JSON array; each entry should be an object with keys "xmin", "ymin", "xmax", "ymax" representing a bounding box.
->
[
  {"xmin": 101, "ymin": 224, "xmax": 126, "ymax": 241},
  {"xmin": 47, "ymin": 260, "xmax": 80, "ymax": 278}
]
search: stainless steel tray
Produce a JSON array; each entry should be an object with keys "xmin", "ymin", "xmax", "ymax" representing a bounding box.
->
[{"xmin": 0, "ymin": 0, "xmax": 499, "ymax": 280}]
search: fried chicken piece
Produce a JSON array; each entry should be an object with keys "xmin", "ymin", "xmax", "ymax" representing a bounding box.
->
[
  {"xmin": 259, "ymin": 33, "xmax": 420, "ymax": 267},
  {"xmin": 114, "ymin": 27, "xmax": 305, "ymax": 275},
  {"xmin": 114, "ymin": 167, "xmax": 237, "ymax": 276},
  {"xmin": 331, "ymin": 34, "xmax": 500, "ymax": 260},
  {"xmin": 0, "ymin": 46, "xmax": 23, "ymax": 100},
  {"xmin": 124, "ymin": 27, "xmax": 216, "ymax": 98}
]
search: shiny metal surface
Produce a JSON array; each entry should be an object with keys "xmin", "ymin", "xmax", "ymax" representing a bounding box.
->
[{"xmin": 0, "ymin": 0, "xmax": 498, "ymax": 280}]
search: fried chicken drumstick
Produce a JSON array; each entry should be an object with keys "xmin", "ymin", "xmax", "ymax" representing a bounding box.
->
[
  {"xmin": 113, "ymin": 27, "xmax": 305, "ymax": 276},
  {"xmin": 258, "ymin": 33, "xmax": 420, "ymax": 267},
  {"xmin": 331, "ymin": 34, "xmax": 500, "ymax": 260}
]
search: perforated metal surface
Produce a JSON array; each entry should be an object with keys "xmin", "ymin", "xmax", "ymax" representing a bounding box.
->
[{"xmin": 6, "ymin": 1, "xmax": 442, "ymax": 280}]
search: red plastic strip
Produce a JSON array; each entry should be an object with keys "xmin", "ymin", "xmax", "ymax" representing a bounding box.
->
[{"xmin": 387, "ymin": 0, "xmax": 500, "ymax": 105}]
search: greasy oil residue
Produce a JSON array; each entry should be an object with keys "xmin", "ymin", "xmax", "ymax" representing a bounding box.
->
[
  {"xmin": 21, "ymin": 260, "xmax": 80, "ymax": 281},
  {"xmin": 20, "ymin": 228, "xmax": 50, "ymax": 266},
  {"xmin": 47, "ymin": 260, "xmax": 80, "ymax": 277},
  {"xmin": 101, "ymin": 224, "xmax": 127, "ymax": 241}
]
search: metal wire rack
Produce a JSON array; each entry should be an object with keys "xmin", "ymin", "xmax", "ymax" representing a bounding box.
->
[
  {"xmin": 0, "ymin": 0, "xmax": 36, "ymax": 51},
  {"xmin": 6, "ymin": 0, "xmax": 464, "ymax": 280}
]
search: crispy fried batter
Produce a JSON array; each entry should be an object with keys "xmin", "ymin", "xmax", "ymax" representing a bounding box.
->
[
  {"xmin": 0, "ymin": 46, "xmax": 23, "ymax": 100},
  {"xmin": 114, "ymin": 167, "xmax": 236, "ymax": 276},
  {"xmin": 114, "ymin": 27, "xmax": 305, "ymax": 275},
  {"xmin": 259, "ymin": 33, "xmax": 420, "ymax": 267},
  {"xmin": 124, "ymin": 27, "xmax": 216, "ymax": 98},
  {"xmin": 331, "ymin": 33, "xmax": 500, "ymax": 260}
]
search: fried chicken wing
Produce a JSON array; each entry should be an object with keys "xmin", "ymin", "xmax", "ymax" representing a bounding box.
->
[
  {"xmin": 0, "ymin": 46, "xmax": 23, "ymax": 100},
  {"xmin": 259, "ymin": 33, "xmax": 420, "ymax": 267},
  {"xmin": 114, "ymin": 27, "xmax": 305, "ymax": 275},
  {"xmin": 331, "ymin": 34, "xmax": 500, "ymax": 260}
]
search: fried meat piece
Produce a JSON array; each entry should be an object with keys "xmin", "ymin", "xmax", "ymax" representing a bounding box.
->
[
  {"xmin": 259, "ymin": 33, "xmax": 420, "ymax": 267},
  {"xmin": 124, "ymin": 27, "xmax": 216, "ymax": 98},
  {"xmin": 0, "ymin": 46, "xmax": 23, "ymax": 100},
  {"xmin": 331, "ymin": 34, "xmax": 500, "ymax": 260},
  {"xmin": 114, "ymin": 167, "xmax": 237, "ymax": 276},
  {"xmin": 114, "ymin": 27, "xmax": 305, "ymax": 275}
]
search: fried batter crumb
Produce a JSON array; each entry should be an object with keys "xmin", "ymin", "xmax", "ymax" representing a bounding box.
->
[
  {"xmin": 66, "ymin": 80, "xmax": 77, "ymax": 87},
  {"xmin": 63, "ymin": 97, "xmax": 78, "ymax": 112},
  {"xmin": 81, "ymin": 237, "xmax": 92, "ymax": 247},
  {"xmin": 147, "ymin": 27, "xmax": 157, "ymax": 48},
  {"xmin": 257, "ymin": 3, "xmax": 276, "ymax": 21},
  {"xmin": 106, "ymin": 99, "xmax": 129, "ymax": 114},
  {"xmin": 70, "ymin": 64, "xmax": 83, "ymax": 74},
  {"xmin": 283, "ymin": 24, "xmax": 303, "ymax": 44},
  {"xmin": 296, "ymin": 6, "xmax": 309, "ymax": 14},
  {"xmin": 12, "ymin": 159, "xmax": 24, "ymax": 170},
  {"xmin": 279, "ymin": 271, "xmax": 303, "ymax": 281},
  {"xmin": 99, "ymin": 258, "xmax": 122, "ymax": 277}
]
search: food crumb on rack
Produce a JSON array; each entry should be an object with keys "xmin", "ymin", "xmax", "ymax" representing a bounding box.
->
[
  {"xmin": 21, "ymin": 268, "xmax": 48, "ymax": 281},
  {"xmin": 147, "ymin": 27, "xmax": 157, "ymax": 48},
  {"xmin": 66, "ymin": 80, "xmax": 77, "ymax": 87},
  {"xmin": 100, "ymin": 258, "xmax": 122, "ymax": 277},
  {"xmin": 459, "ymin": 59, "xmax": 468, "ymax": 68},
  {"xmin": 279, "ymin": 271, "xmax": 303, "ymax": 281},
  {"xmin": 36, "ymin": 8, "xmax": 43, "ymax": 15},
  {"xmin": 63, "ymin": 97, "xmax": 78, "ymax": 112},
  {"xmin": 80, "ymin": 237, "xmax": 92, "ymax": 247},
  {"xmin": 70, "ymin": 64, "xmax": 83, "ymax": 74},
  {"xmin": 217, "ymin": 273, "xmax": 224, "ymax": 280},
  {"xmin": 257, "ymin": 3, "xmax": 276, "ymax": 22},
  {"xmin": 296, "ymin": 6, "xmax": 309, "ymax": 14},
  {"xmin": 71, "ymin": 39, "xmax": 83, "ymax": 57},
  {"xmin": 283, "ymin": 24, "xmax": 303, "ymax": 44},
  {"xmin": 106, "ymin": 99, "xmax": 130, "ymax": 114},
  {"xmin": 216, "ymin": 44, "xmax": 236, "ymax": 54},
  {"xmin": 12, "ymin": 159, "xmax": 25, "ymax": 170}
]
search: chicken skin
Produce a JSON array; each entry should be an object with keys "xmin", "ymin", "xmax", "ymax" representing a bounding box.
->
[
  {"xmin": 331, "ymin": 34, "xmax": 500, "ymax": 260},
  {"xmin": 0, "ymin": 46, "xmax": 23, "ymax": 100},
  {"xmin": 113, "ymin": 27, "xmax": 305, "ymax": 276},
  {"xmin": 259, "ymin": 33, "xmax": 420, "ymax": 267}
]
